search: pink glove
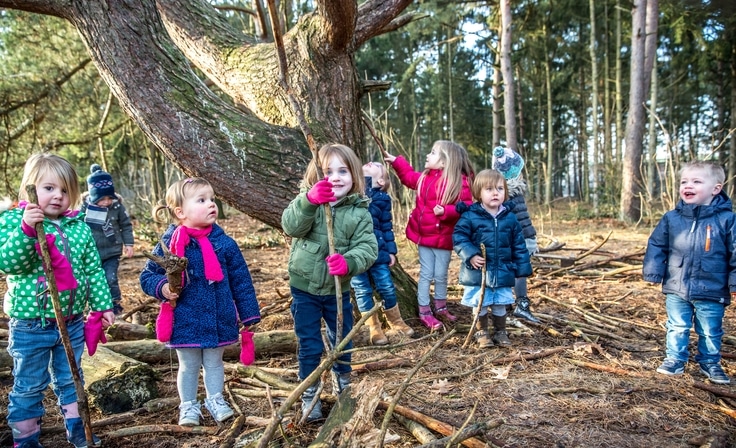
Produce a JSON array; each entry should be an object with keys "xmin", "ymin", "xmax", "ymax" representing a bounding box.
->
[
  {"xmin": 84, "ymin": 311, "xmax": 107, "ymax": 356},
  {"xmin": 240, "ymin": 330, "xmax": 255, "ymax": 365},
  {"xmin": 35, "ymin": 234, "xmax": 78, "ymax": 292},
  {"xmin": 306, "ymin": 178, "xmax": 336, "ymax": 205},
  {"xmin": 156, "ymin": 302, "xmax": 174, "ymax": 342},
  {"xmin": 326, "ymin": 253, "xmax": 349, "ymax": 276}
]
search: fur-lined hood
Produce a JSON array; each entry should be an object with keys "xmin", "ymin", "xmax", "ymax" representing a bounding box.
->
[{"xmin": 506, "ymin": 176, "xmax": 527, "ymax": 199}]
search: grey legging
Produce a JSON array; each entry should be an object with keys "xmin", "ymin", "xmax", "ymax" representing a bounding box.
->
[{"xmin": 176, "ymin": 347, "xmax": 226, "ymax": 402}]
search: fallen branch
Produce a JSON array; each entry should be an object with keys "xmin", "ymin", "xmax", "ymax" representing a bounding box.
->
[
  {"xmin": 415, "ymin": 419, "xmax": 504, "ymax": 448},
  {"xmin": 693, "ymin": 381, "xmax": 736, "ymax": 400},
  {"xmin": 376, "ymin": 400, "xmax": 487, "ymax": 448},
  {"xmin": 566, "ymin": 358, "xmax": 644, "ymax": 377},
  {"xmin": 489, "ymin": 347, "xmax": 566, "ymax": 365},
  {"xmin": 103, "ymin": 424, "xmax": 220, "ymax": 438}
]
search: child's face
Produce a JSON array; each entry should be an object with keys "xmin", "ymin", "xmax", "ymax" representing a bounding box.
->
[
  {"xmin": 36, "ymin": 172, "xmax": 71, "ymax": 219},
  {"xmin": 175, "ymin": 184, "xmax": 218, "ymax": 229},
  {"xmin": 324, "ymin": 154, "xmax": 353, "ymax": 201},
  {"xmin": 679, "ymin": 167, "xmax": 722, "ymax": 206},
  {"xmin": 425, "ymin": 146, "xmax": 444, "ymax": 170},
  {"xmin": 362, "ymin": 162, "xmax": 386, "ymax": 189},
  {"xmin": 480, "ymin": 179, "xmax": 506, "ymax": 213},
  {"xmin": 96, "ymin": 196, "xmax": 114, "ymax": 207}
]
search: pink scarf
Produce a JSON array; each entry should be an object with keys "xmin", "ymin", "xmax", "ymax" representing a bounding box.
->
[{"xmin": 169, "ymin": 225, "xmax": 224, "ymax": 282}]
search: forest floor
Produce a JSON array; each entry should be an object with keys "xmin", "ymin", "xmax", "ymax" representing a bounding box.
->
[{"xmin": 1, "ymin": 202, "xmax": 736, "ymax": 448}]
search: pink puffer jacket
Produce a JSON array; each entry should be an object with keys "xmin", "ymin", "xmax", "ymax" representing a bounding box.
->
[{"xmin": 391, "ymin": 156, "xmax": 473, "ymax": 250}]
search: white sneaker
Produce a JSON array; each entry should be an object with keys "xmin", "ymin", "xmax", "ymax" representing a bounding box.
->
[
  {"xmin": 204, "ymin": 393, "xmax": 234, "ymax": 422},
  {"xmin": 178, "ymin": 400, "xmax": 202, "ymax": 426}
]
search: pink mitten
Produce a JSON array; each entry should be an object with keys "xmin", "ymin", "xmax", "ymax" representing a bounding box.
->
[
  {"xmin": 84, "ymin": 311, "xmax": 107, "ymax": 356},
  {"xmin": 326, "ymin": 253, "xmax": 349, "ymax": 276},
  {"xmin": 35, "ymin": 234, "xmax": 78, "ymax": 292},
  {"xmin": 306, "ymin": 178, "xmax": 336, "ymax": 205},
  {"xmin": 156, "ymin": 302, "xmax": 174, "ymax": 342},
  {"xmin": 240, "ymin": 330, "xmax": 255, "ymax": 365}
]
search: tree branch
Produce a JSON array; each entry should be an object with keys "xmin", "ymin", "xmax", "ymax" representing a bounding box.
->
[
  {"xmin": 355, "ymin": 0, "xmax": 414, "ymax": 46},
  {"xmin": 319, "ymin": 0, "xmax": 358, "ymax": 52},
  {"xmin": 0, "ymin": 0, "xmax": 68, "ymax": 17}
]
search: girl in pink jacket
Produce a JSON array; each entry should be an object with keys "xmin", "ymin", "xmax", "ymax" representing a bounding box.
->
[{"xmin": 384, "ymin": 140, "xmax": 474, "ymax": 329}]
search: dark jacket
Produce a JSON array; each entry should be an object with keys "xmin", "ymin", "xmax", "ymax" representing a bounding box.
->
[
  {"xmin": 139, "ymin": 223, "xmax": 261, "ymax": 348},
  {"xmin": 365, "ymin": 177, "xmax": 398, "ymax": 265},
  {"xmin": 505, "ymin": 177, "xmax": 537, "ymax": 240},
  {"xmin": 81, "ymin": 194, "xmax": 134, "ymax": 261},
  {"xmin": 453, "ymin": 202, "xmax": 533, "ymax": 288},
  {"xmin": 643, "ymin": 191, "xmax": 736, "ymax": 304}
]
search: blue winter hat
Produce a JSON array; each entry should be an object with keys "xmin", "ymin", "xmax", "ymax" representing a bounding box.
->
[
  {"xmin": 492, "ymin": 146, "xmax": 524, "ymax": 180},
  {"xmin": 87, "ymin": 164, "xmax": 115, "ymax": 204}
]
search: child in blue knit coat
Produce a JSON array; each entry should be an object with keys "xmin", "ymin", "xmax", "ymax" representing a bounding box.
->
[{"xmin": 140, "ymin": 178, "xmax": 261, "ymax": 426}]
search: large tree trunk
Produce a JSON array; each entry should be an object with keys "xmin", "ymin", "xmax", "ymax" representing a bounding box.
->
[{"xmin": 621, "ymin": 0, "xmax": 658, "ymax": 223}]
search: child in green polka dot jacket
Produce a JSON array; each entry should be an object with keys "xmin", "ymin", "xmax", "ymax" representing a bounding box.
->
[{"xmin": 0, "ymin": 153, "xmax": 114, "ymax": 448}]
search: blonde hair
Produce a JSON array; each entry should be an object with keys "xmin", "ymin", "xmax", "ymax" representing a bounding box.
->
[
  {"xmin": 374, "ymin": 162, "xmax": 391, "ymax": 192},
  {"xmin": 18, "ymin": 153, "xmax": 81, "ymax": 209},
  {"xmin": 417, "ymin": 140, "xmax": 474, "ymax": 205},
  {"xmin": 152, "ymin": 177, "xmax": 213, "ymax": 223},
  {"xmin": 301, "ymin": 143, "xmax": 365, "ymax": 196},
  {"xmin": 472, "ymin": 169, "xmax": 508, "ymax": 202},
  {"xmin": 680, "ymin": 161, "xmax": 725, "ymax": 184}
]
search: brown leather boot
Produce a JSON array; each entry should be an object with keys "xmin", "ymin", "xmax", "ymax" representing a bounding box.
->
[
  {"xmin": 364, "ymin": 312, "xmax": 388, "ymax": 345},
  {"xmin": 383, "ymin": 305, "xmax": 415, "ymax": 336},
  {"xmin": 474, "ymin": 314, "xmax": 493, "ymax": 348}
]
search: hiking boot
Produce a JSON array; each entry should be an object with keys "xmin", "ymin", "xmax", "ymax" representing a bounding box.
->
[
  {"xmin": 513, "ymin": 296, "xmax": 540, "ymax": 323},
  {"xmin": 699, "ymin": 363, "xmax": 731, "ymax": 385},
  {"xmin": 64, "ymin": 417, "xmax": 101, "ymax": 448},
  {"xmin": 13, "ymin": 439, "xmax": 44, "ymax": 448},
  {"xmin": 178, "ymin": 400, "xmax": 202, "ymax": 426},
  {"xmin": 204, "ymin": 393, "xmax": 235, "ymax": 422},
  {"xmin": 656, "ymin": 358, "xmax": 685, "ymax": 376}
]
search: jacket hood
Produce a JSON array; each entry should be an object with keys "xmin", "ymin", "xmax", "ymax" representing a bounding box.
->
[{"xmin": 675, "ymin": 190, "xmax": 733, "ymax": 218}]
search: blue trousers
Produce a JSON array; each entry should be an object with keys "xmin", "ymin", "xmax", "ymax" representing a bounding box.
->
[{"xmin": 290, "ymin": 287, "xmax": 353, "ymax": 380}]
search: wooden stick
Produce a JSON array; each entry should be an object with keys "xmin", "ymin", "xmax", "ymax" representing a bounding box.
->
[
  {"xmin": 265, "ymin": 0, "xmax": 344, "ymax": 356},
  {"xmin": 566, "ymin": 358, "xmax": 644, "ymax": 377},
  {"xmin": 463, "ymin": 245, "xmax": 486, "ymax": 349},
  {"xmin": 693, "ymin": 381, "xmax": 736, "ymax": 400},
  {"xmin": 26, "ymin": 185, "xmax": 95, "ymax": 446}
]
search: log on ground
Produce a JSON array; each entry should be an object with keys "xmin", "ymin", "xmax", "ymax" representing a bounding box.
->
[{"xmin": 83, "ymin": 345, "xmax": 159, "ymax": 414}]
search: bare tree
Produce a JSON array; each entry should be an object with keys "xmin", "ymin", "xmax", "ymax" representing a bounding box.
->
[{"xmin": 620, "ymin": 0, "xmax": 658, "ymax": 223}]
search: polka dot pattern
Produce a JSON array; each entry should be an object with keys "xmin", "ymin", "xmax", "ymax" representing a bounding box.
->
[{"xmin": 0, "ymin": 208, "xmax": 113, "ymax": 319}]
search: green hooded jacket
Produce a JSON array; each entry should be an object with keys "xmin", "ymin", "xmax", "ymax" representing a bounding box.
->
[{"xmin": 281, "ymin": 191, "xmax": 378, "ymax": 296}]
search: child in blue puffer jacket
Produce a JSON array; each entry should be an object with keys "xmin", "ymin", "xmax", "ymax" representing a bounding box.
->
[
  {"xmin": 644, "ymin": 161, "xmax": 736, "ymax": 385},
  {"xmin": 453, "ymin": 169, "xmax": 532, "ymax": 348}
]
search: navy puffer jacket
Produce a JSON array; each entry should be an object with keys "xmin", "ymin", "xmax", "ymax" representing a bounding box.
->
[
  {"xmin": 453, "ymin": 203, "xmax": 533, "ymax": 288},
  {"xmin": 365, "ymin": 177, "xmax": 398, "ymax": 265},
  {"xmin": 643, "ymin": 191, "xmax": 736, "ymax": 304},
  {"xmin": 505, "ymin": 177, "xmax": 537, "ymax": 240}
]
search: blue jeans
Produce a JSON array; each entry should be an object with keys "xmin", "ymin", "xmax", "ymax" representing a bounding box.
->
[
  {"xmin": 664, "ymin": 294, "xmax": 725, "ymax": 364},
  {"xmin": 290, "ymin": 287, "xmax": 353, "ymax": 380},
  {"xmin": 350, "ymin": 263, "xmax": 397, "ymax": 312},
  {"xmin": 101, "ymin": 257, "xmax": 122, "ymax": 314},
  {"xmin": 6, "ymin": 315, "xmax": 85, "ymax": 422}
]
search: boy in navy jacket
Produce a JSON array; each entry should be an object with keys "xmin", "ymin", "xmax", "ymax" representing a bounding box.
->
[{"xmin": 643, "ymin": 161, "xmax": 736, "ymax": 384}]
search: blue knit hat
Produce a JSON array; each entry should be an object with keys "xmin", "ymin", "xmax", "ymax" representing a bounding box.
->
[
  {"xmin": 87, "ymin": 164, "xmax": 115, "ymax": 204},
  {"xmin": 492, "ymin": 146, "xmax": 524, "ymax": 180}
]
